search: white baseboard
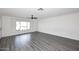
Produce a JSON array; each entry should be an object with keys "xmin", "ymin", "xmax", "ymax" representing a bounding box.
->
[{"xmin": 38, "ymin": 31, "xmax": 79, "ymax": 41}]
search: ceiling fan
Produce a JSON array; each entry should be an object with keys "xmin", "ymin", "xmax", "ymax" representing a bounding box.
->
[
  {"xmin": 26, "ymin": 8, "xmax": 44, "ymax": 19},
  {"xmin": 27, "ymin": 15, "xmax": 38, "ymax": 19}
]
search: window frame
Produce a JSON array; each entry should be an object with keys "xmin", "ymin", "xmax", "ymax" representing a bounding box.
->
[{"xmin": 16, "ymin": 21, "xmax": 30, "ymax": 31}]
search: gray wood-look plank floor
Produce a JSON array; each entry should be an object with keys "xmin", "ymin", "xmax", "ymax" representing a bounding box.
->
[{"xmin": 0, "ymin": 32, "xmax": 79, "ymax": 51}]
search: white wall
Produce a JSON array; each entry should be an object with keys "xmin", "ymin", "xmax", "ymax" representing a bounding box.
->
[
  {"xmin": 2, "ymin": 16, "xmax": 38, "ymax": 37},
  {"xmin": 0, "ymin": 16, "xmax": 2, "ymax": 38},
  {"xmin": 38, "ymin": 13, "xmax": 79, "ymax": 40}
]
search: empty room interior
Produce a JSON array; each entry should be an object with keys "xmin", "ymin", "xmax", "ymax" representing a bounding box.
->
[{"xmin": 0, "ymin": 8, "xmax": 79, "ymax": 51}]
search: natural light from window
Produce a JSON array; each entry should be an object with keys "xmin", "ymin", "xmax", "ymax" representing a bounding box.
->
[{"xmin": 16, "ymin": 21, "xmax": 30, "ymax": 31}]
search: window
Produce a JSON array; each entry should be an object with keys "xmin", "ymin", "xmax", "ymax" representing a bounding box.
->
[{"xmin": 16, "ymin": 21, "xmax": 30, "ymax": 31}]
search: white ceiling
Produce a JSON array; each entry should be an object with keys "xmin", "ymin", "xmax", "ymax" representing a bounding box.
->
[{"xmin": 0, "ymin": 8, "xmax": 79, "ymax": 19}]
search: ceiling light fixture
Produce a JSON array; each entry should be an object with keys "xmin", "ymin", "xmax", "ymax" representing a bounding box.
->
[{"xmin": 37, "ymin": 8, "xmax": 44, "ymax": 11}]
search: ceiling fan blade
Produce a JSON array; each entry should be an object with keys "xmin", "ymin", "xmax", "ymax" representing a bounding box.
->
[{"xmin": 33, "ymin": 17, "xmax": 38, "ymax": 19}]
